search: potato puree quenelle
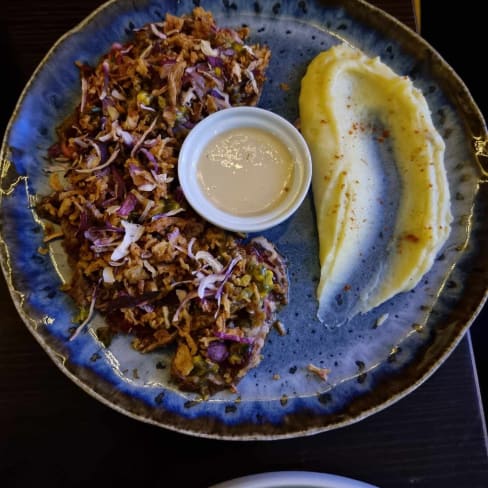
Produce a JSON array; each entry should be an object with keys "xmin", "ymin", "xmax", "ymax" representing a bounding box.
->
[
  {"xmin": 197, "ymin": 127, "xmax": 294, "ymax": 216},
  {"xmin": 299, "ymin": 43, "xmax": 452, "ymax": 324}
]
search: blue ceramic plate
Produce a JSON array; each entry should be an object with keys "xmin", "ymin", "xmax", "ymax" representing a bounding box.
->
[{"xmin": 1, "ymin": 0, "xmax": 487, "ymax": 439}]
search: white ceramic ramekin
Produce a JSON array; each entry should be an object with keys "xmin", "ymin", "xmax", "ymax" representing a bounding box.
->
[{"xmin": 178, "ymin": 106, "xmax": 311, "ymax": 233}]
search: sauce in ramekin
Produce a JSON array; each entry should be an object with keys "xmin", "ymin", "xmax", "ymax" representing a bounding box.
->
[{"xmin": 197, "ymin": 127, "xmax": 294, "ymax": 216}]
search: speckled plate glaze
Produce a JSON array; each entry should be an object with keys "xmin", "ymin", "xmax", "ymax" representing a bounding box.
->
[{"xmin": 1, "ymin": 0, "xmax": 487, "ymax": 439}]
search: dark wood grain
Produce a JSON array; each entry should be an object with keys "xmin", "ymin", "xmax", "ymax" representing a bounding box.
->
[{"xmin": 1, "ymin": 2, "xmax": 487, "ymax": 487}]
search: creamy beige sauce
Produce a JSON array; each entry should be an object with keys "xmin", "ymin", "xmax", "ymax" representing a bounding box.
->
[{"xmin": 197, "ymin": 127, "xmax": 294, "ymax": 216}]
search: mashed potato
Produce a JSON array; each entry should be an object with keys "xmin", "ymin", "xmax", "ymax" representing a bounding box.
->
[{"xmin": 299, "ymin": 43, "xmax": 452, "ymax": 324}]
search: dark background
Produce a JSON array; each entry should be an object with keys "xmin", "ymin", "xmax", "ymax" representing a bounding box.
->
[
  {"xmin": 420, "ymin": 2, "xmax": 488, "ymax": 408},
  {"xmin": 1, "ymin": 2, "xmax": 487, "ymax": 487}
]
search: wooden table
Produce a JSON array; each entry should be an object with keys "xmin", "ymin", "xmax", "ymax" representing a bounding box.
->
[{"xmin": 1, "ymin": 2, "xmax": 487, "ymax": 487}]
